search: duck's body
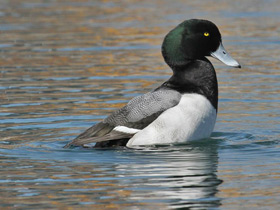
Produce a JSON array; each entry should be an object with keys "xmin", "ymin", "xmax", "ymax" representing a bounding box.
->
[
  {"xmin": 126, "ymin": 93, "xmax": 216, "ymax": 147},
  {"xmin": 64, "ymin": 19, "xmax": 240, "ymax": 148}
]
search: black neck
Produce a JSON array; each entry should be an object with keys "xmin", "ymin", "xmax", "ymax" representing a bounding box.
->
[{"xmin": 160, "ymin": 59, "xmax": 218, "ymax": 110}]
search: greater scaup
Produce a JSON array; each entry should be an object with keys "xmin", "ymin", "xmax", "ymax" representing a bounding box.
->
[{"xmin": 64, "ymin": 19, "xmax": 240, "ymax": 148}]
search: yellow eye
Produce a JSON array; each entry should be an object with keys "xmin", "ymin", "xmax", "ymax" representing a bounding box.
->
[{"xmin": 204, "ymin": 32, "xmax": 209, "ymax": 37}]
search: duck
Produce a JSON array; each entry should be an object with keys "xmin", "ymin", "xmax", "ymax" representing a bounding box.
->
[{"xmin": 64, "ymin": 19, "xmax": 240, "ymax": 149}]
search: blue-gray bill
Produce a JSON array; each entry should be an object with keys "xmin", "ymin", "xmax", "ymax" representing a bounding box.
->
[{"xmin": 211, "ymin": 42, "xmax": 241, "ymax": 68}]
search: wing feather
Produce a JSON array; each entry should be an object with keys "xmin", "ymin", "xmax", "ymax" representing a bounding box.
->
[{"xmin": 64, "ymin": 88, "xmax": 181, "ymax": 148}]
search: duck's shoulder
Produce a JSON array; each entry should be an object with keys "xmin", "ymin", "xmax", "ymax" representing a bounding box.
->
[{"xmin": 104, "ymin": 87, "xmax": 182, "ymax": 128}]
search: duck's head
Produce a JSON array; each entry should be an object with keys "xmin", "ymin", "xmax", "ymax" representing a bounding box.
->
[{"xmin": 162, "ymin": 19, "xmax": 241, "ymax": 68}]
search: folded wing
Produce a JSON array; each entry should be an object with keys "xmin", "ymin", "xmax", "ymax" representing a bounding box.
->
[{"xmin": 64, "ymin": 88, "xmax": 181, "ymax": 148}]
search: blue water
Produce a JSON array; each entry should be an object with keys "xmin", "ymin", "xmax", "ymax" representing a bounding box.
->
[{"xmin": 0, "ymin": 0, "xmax": 280, "ymax": 209}]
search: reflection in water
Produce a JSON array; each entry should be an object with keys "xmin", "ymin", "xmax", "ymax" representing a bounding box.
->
[
  {"xmin": 0, "ymin": 140, "xmax": 222, "ymax": 209},
  {"xmin": 114, "ymin": 142, "xmax": 222, "ymax": 209}
]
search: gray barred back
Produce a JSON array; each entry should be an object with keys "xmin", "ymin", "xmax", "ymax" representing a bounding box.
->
[{"xmin": 104, "ymin": 89, "xmax": 181, "ymax": 128}]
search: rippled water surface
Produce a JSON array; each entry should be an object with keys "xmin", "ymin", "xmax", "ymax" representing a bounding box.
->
[{"xmin": 1, "ymin": 0, "xmax": 280, "ymax": 209}]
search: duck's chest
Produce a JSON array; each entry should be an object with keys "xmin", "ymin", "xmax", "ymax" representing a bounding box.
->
[{"xmin": 127, "ymin": 94, "xmax": 217, "ymax": 147}]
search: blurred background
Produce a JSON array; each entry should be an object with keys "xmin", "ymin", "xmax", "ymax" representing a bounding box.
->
[{"xmin": 0, "ymin": 0, "xmax": 279, "ymax": 209}]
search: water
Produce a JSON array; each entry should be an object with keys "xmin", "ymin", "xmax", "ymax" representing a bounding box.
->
[{"xmin": 0, "ymin": 0, "xmax": 280, "ymax": 209}]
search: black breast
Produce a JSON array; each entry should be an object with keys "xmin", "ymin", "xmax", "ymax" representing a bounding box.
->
[{"xmin": 160, "ymin": 59, "xmax": 218, "ymax": 111}]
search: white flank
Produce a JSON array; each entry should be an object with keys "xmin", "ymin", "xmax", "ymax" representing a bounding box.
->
[
  {"xmin": 126, "ymin": 94, "xmax": 217, "ymax": 147},
  {"xmin": 113, "ymin": 126, "xmax": 141, "ymax": 134}
]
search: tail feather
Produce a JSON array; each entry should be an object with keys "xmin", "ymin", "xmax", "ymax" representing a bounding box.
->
[{"xmin": 63, "ymin": 122, "xmax": 134, "ymax": 148}]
